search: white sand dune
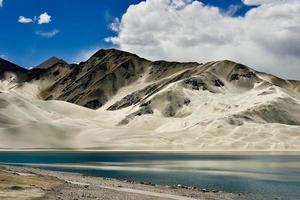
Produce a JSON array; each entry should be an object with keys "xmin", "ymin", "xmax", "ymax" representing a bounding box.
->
[
  {"xmin": 1, "ymin": 75, "xmax": 300, "ymax": 150},
  {"xmin": 0, "ymin": 50, "xmax": 300, "ymax": 150}
]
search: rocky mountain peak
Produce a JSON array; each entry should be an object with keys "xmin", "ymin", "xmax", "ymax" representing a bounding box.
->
[{"xmin": 35, "ymin": 56, "xmax": 67, "ymax": 69}]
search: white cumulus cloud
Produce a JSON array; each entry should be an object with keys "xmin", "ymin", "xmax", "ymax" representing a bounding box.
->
[
  {"xmin": 18, "ymin": 16, "xmax": 34, "ymax": 23},
  {"xmin": 242, "ymin": 0, "xmax": 281, "ymax": 5},
  {"xmin": 109, "ymin": 18, "xmax": 121, "ymax": 32},
  {"xmin": 17, "ymin": 12, "xmax": 52, "ymax": 25},
  {"xmin": 0, "ymin": 0, "xmax": 3, "ymax": 7},
  {"xmin": 36, "ymin": 29, "xmax": 59, "ymax": 38},
  {"xmin": 38, "ymin": 12, "xmax": 52, "ymax": 24},
  {"xmin": 106, "ymin": 0, "xmax": 300, "ymax": 79}
]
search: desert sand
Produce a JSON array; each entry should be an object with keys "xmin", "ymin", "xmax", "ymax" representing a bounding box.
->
[{"xmin": 0, "ymin": 49, "xmax": 300, "ymax": 150}]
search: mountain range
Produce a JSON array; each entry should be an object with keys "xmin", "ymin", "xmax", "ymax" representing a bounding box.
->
[{"xmin": 0, "ymin": 49, "xmax": 300, "ymax": 150}]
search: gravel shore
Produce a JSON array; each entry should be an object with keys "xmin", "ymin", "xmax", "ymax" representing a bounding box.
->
[{"xmin": 0, "ymin": 165, "xmax": 246, "ymax": 200}]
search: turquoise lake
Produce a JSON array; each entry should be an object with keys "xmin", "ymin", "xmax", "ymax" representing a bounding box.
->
[{"xmin": 0, "ymin": 151, "xmax": 299, "ymax": 199}]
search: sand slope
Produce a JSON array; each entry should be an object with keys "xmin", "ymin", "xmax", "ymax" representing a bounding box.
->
[{"xmin": 0, "ymin": 50, "xmax": 300, "ymax": 150}]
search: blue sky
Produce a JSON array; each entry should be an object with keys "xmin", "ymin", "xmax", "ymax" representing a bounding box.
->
[{"xmin": 0, "ymin": 0, "xmax": 252, "ymax": 68}]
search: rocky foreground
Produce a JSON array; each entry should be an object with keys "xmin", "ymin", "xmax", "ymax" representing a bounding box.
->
[{"xmin": 0, "ymin": 165, "xmax": 248, "ymax": 200}]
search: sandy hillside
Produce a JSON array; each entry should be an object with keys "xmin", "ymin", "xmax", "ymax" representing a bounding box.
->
[{"xmin": 0, "ymin": 49, "xmax": 300, "ymax": 150}]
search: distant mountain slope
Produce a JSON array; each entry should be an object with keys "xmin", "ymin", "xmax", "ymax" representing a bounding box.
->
[
  {"xmin": 0, "ymin": 58, "xmax": 28, "ymax": 91},
  {"xmin": 0, "ymin": 58, "xmax": 26, "ymax": 72},
  {"xmin": 0, "ymin": 49, "xmax": 300, "ymax": 150},
  {"xmin": 27, "ymin": 49, "xmax": 300, "ymax": 110},
  {"xmin": 34, "ymin": 49, "xmax": 200, "ymax": 109},
  {"xmin": 0, "ymin": 58, "xmax": 28, "ymax": 80},
  {"xmin": 35, "ymin": 57, "xmax": 67, "ymax": 69}
]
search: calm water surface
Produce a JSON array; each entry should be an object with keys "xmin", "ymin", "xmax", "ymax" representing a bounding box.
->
[{"xmin": 0, "ymin": 151, "xmax": 299, "ymax": 199}]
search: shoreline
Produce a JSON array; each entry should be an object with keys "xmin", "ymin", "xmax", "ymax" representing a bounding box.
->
[
  {"xmin": 0, "ymin": 165, "xmax": 246, "ymax": 200},
  {"xmin": 1, "ymin": 149, "xmax": 300, "ymax": 152}
]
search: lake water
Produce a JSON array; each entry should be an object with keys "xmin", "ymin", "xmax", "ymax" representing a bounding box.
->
[{"xmin": 0, "ymin": 151, "xmax": 299, "ymax": 199}]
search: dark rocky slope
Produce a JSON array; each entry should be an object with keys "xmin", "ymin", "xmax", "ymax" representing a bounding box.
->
[{"xmin": 1, "ymin": 49, "xmax": 300, "ymax": 110}]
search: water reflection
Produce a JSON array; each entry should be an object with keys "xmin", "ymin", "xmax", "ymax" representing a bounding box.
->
[{"xmin": 0, "ymin": 151, "xmax": 299, "ymax": 199}]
